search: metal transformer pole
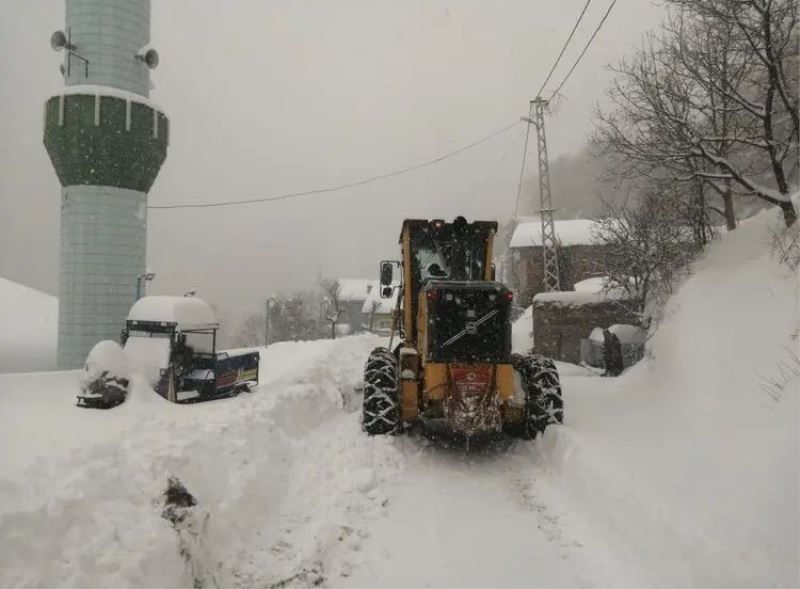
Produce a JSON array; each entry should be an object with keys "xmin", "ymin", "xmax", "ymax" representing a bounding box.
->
[{"xmin": 532, "ymin": 97, "xmax": 560, "ymax": 292}]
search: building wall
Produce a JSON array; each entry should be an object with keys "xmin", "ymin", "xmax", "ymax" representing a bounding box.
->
[
  {"xmin": 46, "ymin": 1, "xmax": 167, "ymax": 368},
  {"xmin": 532, "ymin": 299, "xmax": 641, "ymax": 364},
  {"xmin": 65, "ymin": 0, "xmax": 151, "ymax": 96},
  {"xmin": 57, "ymin": 185, "xmax": 146, "ymax": 368},
  {"xmin": 340, "ymin": 300, "xmax": 367, "ymax": 335},
  {"xmin": 512, "ymin": 244, "xmax": 606, "ymax": 307}
]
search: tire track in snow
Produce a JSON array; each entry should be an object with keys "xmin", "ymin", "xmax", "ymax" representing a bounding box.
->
[{"xmin": 343, "ymin": 436, "xmax": 593, "ymax": 588}]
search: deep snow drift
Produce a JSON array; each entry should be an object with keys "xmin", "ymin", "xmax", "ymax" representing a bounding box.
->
[
  {"xmin": 0, "ymin": 205, "xmax": 797, "ymax": 588},
  {"xmin": 0, "ymin": 277, "xmax": 57, "ymax": 373},
  {"xmin": 530, "ymin": 206, "xmax": 799, "ymax": 587}
]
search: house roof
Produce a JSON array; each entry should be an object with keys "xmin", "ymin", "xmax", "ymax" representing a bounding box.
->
[
  {"xmin": 127, "ymin": 296, "xmax": 219, "ymax": 331},
  {"xmin": 337, "ymin": 278, "xmax": 377, "ymax": 302},
  {"xmin": 362, "ymin": 285, "xmax": 398, "ymax": 315},
  {"xmin": 510, "ymin": 217, "xmax": 600, "ymax": 248}
]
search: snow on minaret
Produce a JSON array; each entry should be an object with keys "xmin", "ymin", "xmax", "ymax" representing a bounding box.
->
[{"xmin": 44, "ymin": 0, "xmax": 168, "ymax": 368}]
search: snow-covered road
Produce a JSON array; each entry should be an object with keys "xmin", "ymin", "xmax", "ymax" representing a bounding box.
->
[
  {"xmin": 0, "ymin": 334, "xmax": 605, "ymax": 588},
  {"xmin": 343, "ymin": 438, "xmax": 590, "ymax": 589},
  {"xmin": 0, "ymin": 205, "xmax": 797, "ymax": 588}
]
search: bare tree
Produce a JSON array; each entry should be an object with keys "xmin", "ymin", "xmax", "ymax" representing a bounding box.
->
[
  {"xmin": 232, "ymin": 291, "xmax": 321, "ymax": 347},
  {"xmin": 231, "ymin": 312, "xmax": 265, "ymax": 348},
  {"xmin": 594, "ymin": 0, "xmax": 798, "ymax": 227},
  {"xmin": 319, "ymin": 278, "xmax": 343, "ymax": 339},
  {"xmin": 593, "ymin": 188, "xmax": 699, "ymax": 322}
]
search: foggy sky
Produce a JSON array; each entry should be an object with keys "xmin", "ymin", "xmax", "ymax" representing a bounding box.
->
[{"xmin": 0, "ymin": 0, "xmax": 663, "ymax": 333}]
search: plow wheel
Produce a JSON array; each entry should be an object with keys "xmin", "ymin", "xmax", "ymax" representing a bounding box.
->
[
  {"xmin": 512, "ymin": 352, "xmax": 563, "ymax": 440},
  {"xmin": 362, "ymin": 347, "xmax": 400, "ymax": 435}
]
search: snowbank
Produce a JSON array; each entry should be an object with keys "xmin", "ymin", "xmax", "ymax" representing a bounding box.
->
[
  {"xmin": 532, "ymin": 204, "xmax": 800, "ymax": 586},
  {"xmin": 0, "ymin": 334, "xmax": 406, "ymax": 588},
  {"xmin": 0, "ymin": 277, "xmax": 57, "ymax": 373}
]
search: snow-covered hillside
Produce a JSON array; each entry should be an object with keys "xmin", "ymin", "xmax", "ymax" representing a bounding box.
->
[
  {"xmin": 0, "ymin": 277, "xmax": 57, "ymax": 373},
  {"xmin": 531, "ymin": 206, "xmax": 799, "ymax": 586},
  {"xmin": 0, "ymin": 205, "xmax": 797, "ymax": 588}
]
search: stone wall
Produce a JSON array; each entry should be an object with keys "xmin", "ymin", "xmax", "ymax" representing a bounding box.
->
[{"xmin": 532, "ymin": 297, "xmax": 641, "ymax": 364}]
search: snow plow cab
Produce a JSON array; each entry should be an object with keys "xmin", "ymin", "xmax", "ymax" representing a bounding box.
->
[
  {"xmin": 362, "ymin": 217, "xmax": 563, "ymax": 439},
  {"xmin": 122, "ymin": 296, "xmax": 259, "ymax": 403}
]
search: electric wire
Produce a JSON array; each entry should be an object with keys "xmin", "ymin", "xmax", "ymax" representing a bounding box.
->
[
  {"xmin": 515, "ymin": 1, "xmax": 594, "ymax": 219},
  {"xmin": 534, "ymin": 0, "xmax": 593, "ymax": 99},
  {"xmin": 465, "ymin": 125, "xmax": 527, "ymax": 216},
  {"xmin": 148, "ymin": 120, "xmax": 522, "ymax": 210},
  {"xmin": 548, "ymin": 0, "xmax": 617, "ymax": 101}
]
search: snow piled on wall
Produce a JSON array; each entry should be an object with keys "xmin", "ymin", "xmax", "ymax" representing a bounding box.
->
[{"xmin": 0, "ymin": 277, "xmax": 57, "ymax": 373}]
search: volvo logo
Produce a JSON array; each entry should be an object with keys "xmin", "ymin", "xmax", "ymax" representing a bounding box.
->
[{"xmin": 465, "ymin": 321, "xmax": 477, "ymax": 334}]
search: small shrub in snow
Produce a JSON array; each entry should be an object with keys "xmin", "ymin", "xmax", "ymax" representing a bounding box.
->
[
  {"xmin": 78, "ymin": 340, "xmax": 130, "ymax": 408},
  {"xmin": 771, "ymin": 221, "xmax": 800, "ymax": 271}
]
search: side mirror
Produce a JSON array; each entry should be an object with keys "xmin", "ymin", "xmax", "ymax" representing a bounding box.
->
[{"xmin": 380, "ymin": 261, "xmax": 394, "ymax": 286}]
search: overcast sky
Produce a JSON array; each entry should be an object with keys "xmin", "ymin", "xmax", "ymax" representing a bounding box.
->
[{"xmin": 0, "ymin": 0, "xmax": 663, "ymax": 331}]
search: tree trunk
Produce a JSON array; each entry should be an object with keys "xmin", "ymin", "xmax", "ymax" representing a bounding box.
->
[
  {"xmin": 722, "ymin": 190, "xmax": 737, "ymax": 231},
  {"xmin": 780, "ymin": 199, "xmax": 798, "ymax": 227}
]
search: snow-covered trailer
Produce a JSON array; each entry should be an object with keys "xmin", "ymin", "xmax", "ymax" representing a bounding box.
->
[{"xmin": 122, "ymin": 296, "xmax": 259, "ymax": 403}]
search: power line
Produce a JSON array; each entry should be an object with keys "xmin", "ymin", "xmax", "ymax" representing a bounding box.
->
[
  {"xmin": 148, "ymin": 120, "xmax": 522, "ymax": 210},
  {"xmin": 535, "ymin": 0, "xmax": 593, "ymax": 99},
  {"xmin": 466, "ymin": 125, "xmax": 526, "ymax": 208},
  {"xmin": 548, "ymin": 0, "xmax": 617, "ymax": 101},
  {"xmin": 517, "ymin": 0, "xmax": 594, "ymax": 220}
]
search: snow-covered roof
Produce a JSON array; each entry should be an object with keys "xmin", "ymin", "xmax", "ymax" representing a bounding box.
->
[
  {"xmin": 510, "ymin": 217, "xmax": 600, "ymax": 248},
  {"xmin": 532, "ymin": 289, "xmax": 631, "ymax": 307},
  {"xmin": 127, "ymin": 296, "xmax": 218, "ymax": 331},
  {"xmin": 337, "ymin": 279, "xmax": 377, "ymax": 302},
  {"xmin": 573, "ymin": 276, "xmax": 610, "ymax": 294},
  {"xmin": 361, "ymin": 285, "xmax": 398, "ymax": 315}
]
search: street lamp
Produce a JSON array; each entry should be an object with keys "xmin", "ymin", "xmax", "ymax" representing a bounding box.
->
[{"xmin": 136, "ymin": 271, "xmax": 155, "ymax": 300}]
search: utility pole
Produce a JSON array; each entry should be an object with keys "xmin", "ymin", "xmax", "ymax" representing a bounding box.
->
[{"xmin": 532, "ymin": 97, "xmax": 560, "ymax": 292}]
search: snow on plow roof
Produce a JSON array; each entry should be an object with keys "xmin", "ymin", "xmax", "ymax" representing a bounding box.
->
[
  {"xmin": 510, "ymin": 217, "xmax": 600, "ymax": 248},
  {"xmin": 127, "ymin": 296, "xmax": 219, "ymax": 331}
]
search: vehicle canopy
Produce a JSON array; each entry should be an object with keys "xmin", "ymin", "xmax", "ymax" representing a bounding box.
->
[
  {"xmin": 124, "ymin": 296, "xmax": 220, "ymax": 382},
  {"xmin": 127, "ymin": 296, "xmax": 219, "ymax": 332}
]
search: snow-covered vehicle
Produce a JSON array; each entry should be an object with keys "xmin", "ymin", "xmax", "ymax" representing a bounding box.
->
[
  {"xmin": 363, "ymin": 217, "xmax": 563, "ymax": 439},
  {"xmin": 77, "ymin": 340, "xmax": 130, "ymax": 409},
  {"xmin": 122, "ymin": 296, "xmax": 259, "ymax": 403}
]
